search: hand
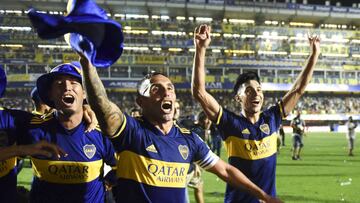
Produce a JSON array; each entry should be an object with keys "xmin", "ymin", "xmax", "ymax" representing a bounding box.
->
[
  {"xmin": 83, "ymin": 104, "xmax": 98, "ymax": 132},
  {"xmin": 104, "ymin": 180, "xmax": 113, "ymax": 191},
  {"xmin": 19, "ymin": 140, "xmax": 67, "ymax": 159},
  {"xmin": 308, "ymin": 33, "xmax": 320, "ymax": 56},
  {"xmin": 194, "ymin": 24, "xmax": 211, "ymax": 50},
  {"xmin": 78, "ymin": 51, "xmax": 93, "ymax": 70},
  {"xmin": 194, "ymin": 164, "xmax": 202, "ymax": 178}
]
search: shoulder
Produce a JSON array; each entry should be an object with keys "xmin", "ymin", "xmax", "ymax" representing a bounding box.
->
[
  {"xmin": 124, "ymin": 113, "xmax": 145, "ymax": 127},
  {"xmin": 262, "ymin": 103, "xmax": 281, "ymax": 116},
  {"xmin": 30, "ymin": 113, "xmax": 55, "ymax": 125},
  {"xmin": 174, "ymin": 122, "xmax": 191, "ymax": 135},
  {"xmin": 220, "ymin": 107, "xmax": 242, "ymax": 121}
]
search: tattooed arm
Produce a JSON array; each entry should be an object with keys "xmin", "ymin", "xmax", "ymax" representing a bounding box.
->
[{"xmin": 80, "ymin": 56, "xmax": 123, "ymax": 137}]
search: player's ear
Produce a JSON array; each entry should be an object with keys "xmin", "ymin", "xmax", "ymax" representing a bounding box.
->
[
  {"xmin": 136, "ymin": 96, "xmax": 142, "ymax": 107},
  {"xmin": 234, "ymin": 94, "xmax": 241, "ymax": 103},
  {"xmin": 82, "ymin": 89, "xmax": 87, "ymax": 100}
]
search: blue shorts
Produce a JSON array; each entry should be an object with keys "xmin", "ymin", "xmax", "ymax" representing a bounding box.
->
[{"xmin": 292, "ymin": 134, "xmax": 303, "ymax": 148}]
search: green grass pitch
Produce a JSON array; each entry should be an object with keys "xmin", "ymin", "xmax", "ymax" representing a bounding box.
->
[{"xmin": 18, "ymin": 132, "xmax": 360, "ymax": 203}]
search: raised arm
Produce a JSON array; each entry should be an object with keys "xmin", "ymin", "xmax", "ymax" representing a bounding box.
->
[
  {"xmin": 282, "ymin": 35, "xmax": 320, "ymax": 115},
  {"xmin": 80, "ymin": 56, "xmax": 124, "ymax": 137},
  {"xmin": 207, "ymin": 159, "xmax": 283, "ymax": 203},
  {"xmin": 192, "ymin": 24, "xmax": 221, "ymax": 122}
]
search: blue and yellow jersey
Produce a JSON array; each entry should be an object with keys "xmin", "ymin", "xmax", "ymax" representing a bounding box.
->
[
  {"xmin": 0, "ymin": 108, "xmax": 32, "ymax": 203},
  {"xmin": 27, "ymin": 114, "xmax": 116, "ymax": 203},
  {"xmin": 216, "ymin": 102, "xmax": 285, "ymax": 203},
  {"xmin": 110, "ymin": 114, "xmax": 219, "ymax": 203}
]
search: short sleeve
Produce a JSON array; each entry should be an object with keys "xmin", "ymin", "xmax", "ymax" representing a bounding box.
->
[
  {"xmin": 264, "ymin": 102, "xmax": 284, "ymax": 130},
  {"xmin": 192, "ymin": 132, "xmax": 219, "ymax": 170},
  {"xmin": 110, "ymin": 113, "xmax": 142, "ymax": 150}
]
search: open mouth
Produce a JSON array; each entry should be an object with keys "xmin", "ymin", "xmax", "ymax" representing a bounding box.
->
[
  {"xmin": 62, "ymin": 95, "xmax": 75, "ymax": 105},
  {"xmin": 161, "ymin": 101, "xmax": 172, "ymax": 112},
  {"xmin": 252, "ymin": 100, "xmax": 260, "ymax": 105}
]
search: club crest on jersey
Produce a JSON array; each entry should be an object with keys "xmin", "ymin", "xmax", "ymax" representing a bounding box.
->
[
  {"xmin": 178, "ymin": 145, "xmax": 189, "ymax": 160},
  {"xmin": 260, "ymin": 124, "xmax": 270, "ymax": 134},
  {"xmin": 83, "ymin": 144, "xmax": 96, "ymax": 159}
]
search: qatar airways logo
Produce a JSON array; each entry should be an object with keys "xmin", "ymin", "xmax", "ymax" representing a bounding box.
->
[
  {"xmin": 48, "ymin": 165, "xmax": 89, "ymax": 180},
  {"xmin": 244, "ymin": 139, "xmax": 271, "ymax": 152},
  {"xmin": 147, "ymin": 164, "xmax": 187, "ymax": 184}
]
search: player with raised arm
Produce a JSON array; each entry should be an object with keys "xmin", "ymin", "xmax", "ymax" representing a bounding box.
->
[
  {"xmin": 80, "ymin": 55, "xmax": 282, "ymax": 203},
  {"xmin": 191, "ymin": 24, "xmax": 320, "ymax": 202}
]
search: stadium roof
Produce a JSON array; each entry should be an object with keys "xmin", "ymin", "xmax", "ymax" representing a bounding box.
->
[
  {"xmin": 0, "ymin": 0, "xmax": 359, "ymax": 26},
  {"xmin": 308, "ymin": 0, "xmax": 359, "ymax": 7}
]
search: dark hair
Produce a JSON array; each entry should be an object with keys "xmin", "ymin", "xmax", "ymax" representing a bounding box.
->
[
  {"xmin": 233, "ymin": 71, "xmax": 260, "ymax": 96},
  {"xmin": 130, "ymin": 107, "xmax": 141, "ymax": 113},
  {"xmin": 143, "ymin": 71, "xmax": 167, "ymax": 80},
  {"xmin": 30, "ymin": 87, "xmax": 42, "ymax": 104}
]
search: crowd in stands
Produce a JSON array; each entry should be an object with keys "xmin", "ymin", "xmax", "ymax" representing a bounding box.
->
[
  {"xmin": 0, "ymin": 89, "xmax": 33, "ymax": 111},
  {"xmin": 1, "ymin": 10, "xmax": 359, "ymax": 116},
  {"xmin": 1, "ymin": 89, "xmax": 359, "ymax": 119},
  {"xmin": 2, "ymin": 12, "xmax": 360, "ymax": 64}
]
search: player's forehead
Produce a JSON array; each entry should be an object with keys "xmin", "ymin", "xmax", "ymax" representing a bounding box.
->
[
  {"xmin": 150, "ymin": 74, "xmax": 173, "ymax": 86},
  {"xmin": 245, "ymin": 80, "xmax": 260, "ymax": 87},
  {"xmin": 240, "ymin": 80, "xmax": 261, "ymax": 91},
  {"xmin": 53, "ymin": 74, "xmax": 78, "ymax": 81},
  {"xmin": 52, "ymin": 74, "xmax": 82, "ymax": 87}
]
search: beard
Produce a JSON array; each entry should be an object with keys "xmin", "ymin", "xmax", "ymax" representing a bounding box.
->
[
  {"xmin": 244, "ymin": 104, "xmax": 262, "ymax": 115},
  {"xmin": 143, "ymin": 109, "xmax": 174, "ymax": 123},
  {"xmin": 161, "ymin": 113, "xmax": 174, "ymax": 122},
  {"xmin": 57, "ymin": 108, "xmax": 76, "ymax": 117}
]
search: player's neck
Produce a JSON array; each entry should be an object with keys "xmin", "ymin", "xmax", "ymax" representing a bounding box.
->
[
  {"xmin": 151, "ymin": 120, "xmax": 174, "ymax": 135},
  {"xmin": 242, "ymin": 109, "xmax": 260, "ymax": 124},
  {"xmin": 56, "ymin": 110, "xmax": 83, "ymax": 130}
]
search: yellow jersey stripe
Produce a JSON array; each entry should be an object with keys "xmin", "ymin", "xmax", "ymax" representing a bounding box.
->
[
  {"xmin": 30, "ymin": 117, "xmax": 54, "ymax": 124},
  {"xmin": 173, "ymin": 122, "xmax": 191, "ymax": 134},
  {"xmin": 31, "ymin": 158, "xmax": 103, "ymax": 184},
  {"xmin": 112, "ymin": 114, "xmax": 127, "ymax": 138},
  {"xmin": 216, "ymin": 107, "xmax": 223, "ymax": 125},
  {"xmin": 95, "ymin": 126, "xmax": 102, "ymax": 132},
  {"xmin": 116, "ymin": 150, "xmax": 189, "ymax": 188},
  {"xmin": 224, "ymin": 133, "xmax": 277, "ymax": 160}
]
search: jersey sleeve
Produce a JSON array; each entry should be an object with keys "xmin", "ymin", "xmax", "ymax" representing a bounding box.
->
[
  {"xmin": 110, "ymin": 113, "xmax": 142, "ymax": 150},
  {"xmin": 264, "ymin": 101, "xmax": 284, "ymax": 130},
  {"xmin": 0, "ymin": 108, "xmax": 16, "ymax": 130},
  {"xmin": 191, "ymin": 132, "xmax": 219, "ymax": 170},
  {"xmin": 0, "ymin": 108, "xmax": 33, "ymax": 145},
  {"xmin": 214, "ymin": 107, "xmax": 238, "ymax": 140}
]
